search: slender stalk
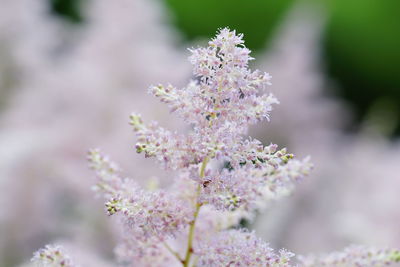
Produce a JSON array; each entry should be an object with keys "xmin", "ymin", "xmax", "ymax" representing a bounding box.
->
[
  {"xmin": 199, "ymin": 156, "xmax": 209, "ymax": 178},
  {"xmin": 183, "ymin": 201, "xmax": 202, "ymax": 267},
  {"xmin": 182, "ymin": 157, "xmax": 209, "ymax": 267}
]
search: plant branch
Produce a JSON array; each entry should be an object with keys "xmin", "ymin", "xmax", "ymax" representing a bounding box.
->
[{"xmin": 182, "ymin": 157, "xmax": 209, "ymax": 267}]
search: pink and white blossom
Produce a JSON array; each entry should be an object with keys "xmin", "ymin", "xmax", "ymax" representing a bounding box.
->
[{"xmin": 26, "ymin": 25, "xmax": 400, "ymax": 267}]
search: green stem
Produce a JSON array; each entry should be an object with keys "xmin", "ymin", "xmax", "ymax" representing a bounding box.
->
[
  {"xmin": 199, "ymin": 157, "xmax": 209, "ymax": 178},
  {"xmin": 183, "ymin": 201, "xmax": 202, "ymax": 267},
  {"xmin": 182, "ymin": 157, "xmax": 209, "ymax": 267}
]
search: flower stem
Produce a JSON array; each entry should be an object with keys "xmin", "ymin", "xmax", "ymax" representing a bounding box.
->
[
  {"xmin": 182, "ymin": 157, "xmax": 209, "ymax": 267},
  {"xmin": 199, "ymin": 156, "xmax": 209, "ymax": 178}
]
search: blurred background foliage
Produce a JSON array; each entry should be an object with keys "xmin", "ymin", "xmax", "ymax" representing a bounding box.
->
[
  {"xmin": 163, "ymin": 0, "xmax": 294, "ymax": 52},
  {"xmin": 50, "ymin": 0, "xmax": 400, "ymax": 136},
  {"xmin": 50, "ymin": 0, "xmax": 83, "ymax": 23}
]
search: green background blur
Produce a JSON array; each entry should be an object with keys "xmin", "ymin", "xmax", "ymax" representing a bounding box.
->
[{"xmin": 51, "ymin": 0, "xmax": 400, "ymax": 136}]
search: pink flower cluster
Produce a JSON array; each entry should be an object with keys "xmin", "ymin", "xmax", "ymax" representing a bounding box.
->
[
  {"xmin": 88, "ymin": 149, "xmax": 192, "ymax": 240},
  {"xmin": 31, "ymin": 28, "xmax": 400, "ymax": 267},
  {"xmin": 153, "ymin": 28, "xmax": 276, "ymax": 131},
  {"xmin": 131, "ymin": 28, "xmax": 312, "ymax": 216},
  {"xmin": 298, "ymin": 245, "xmax": 400, "ymax": 267},
  {"xmin": 103, "ymin": 27, "xmax": 311, "ymax": 266},
  {"xmin": 31, "ymin": 245, "xmax": 75, "ymax": 267},
  {"xmin": 199, "ymin": 155, "xmax": 311, "ymax": 211},
  {"xmin": 197, "ymin": 229, "xmax": 294, "ymax": 267}
]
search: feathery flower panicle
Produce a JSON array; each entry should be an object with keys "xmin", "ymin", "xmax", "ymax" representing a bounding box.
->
[
  {"xmin": 31, "ymin": 245, "xmax": 76, "ymax": 267},
  {"xmin": 131, "ymin": 28, "xmax": 311, "ymax": 214},
  {"xmin": 199, "ymin": 156, "xmax": 312, "ymax": 211},
  {"xmin": 297, "ymin": 245, "xmax": 400, "ymax": 267},
  {"xmin": 144, "ymin": 28, "xmax": 278, "ymax": 151},
  {"xmin": 25, "ymin": 26, "xmax": 400, "ymax": 267},
  {"xmin": 24, "ymin": 26, "xmax": 394, "ymax": 267},
  {"xmin": 88, "ymin": 149, "xmax": 193, "ymax": 241},
  {"xmin": 197, "ymin": 229, "xmax": 295, "ymax": 267},
  {"xmin": 0, "ymin": 0, "xmax": 192, "ymax": 263},
  {"xmin": 106, "ymin": 27, "xmax": 311, "ymax": 266},
  {"xmin": 88, "ymin": 149, "xmax": 194, "ymax": 265},
  {"xmin": 81, "ymin": 27, "xmax": 399, "ymax": 267}
]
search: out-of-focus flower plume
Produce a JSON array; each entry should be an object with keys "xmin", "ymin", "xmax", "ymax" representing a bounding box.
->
[{"xmin": 0, "ymin": 0, "xmax": 189, "ymax": 265}]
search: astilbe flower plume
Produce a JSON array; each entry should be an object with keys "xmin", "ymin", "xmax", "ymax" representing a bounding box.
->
[
  {"xmin": 298, "ymin": 245, "xmax": 400, "ymax": 267},
  {"xmin": 1, "ymin": 0, "xmax": 189, "ymax": 264},
  {"xmin": 131, "ymin": 28, "xmax": 312, "ymax": 215},
  {"xmin": 31, "ymin": 28, "xmax": 400, "ymax": 267},
  {"xmin": 87, "ymin": 149, "xmax": 193, "ymax": 266},
  {"xmin": 197, "ymin": 229, "xmax": 294, "ymax": 267},
  {"xmin": 106, "ymin": 27, "xmax": 309, "ymax": 266},
  {"xmin": 88, "ymin": 149, "xmax": 193, "ymax": 239}
]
